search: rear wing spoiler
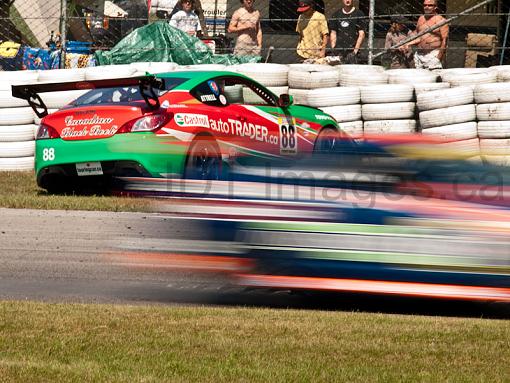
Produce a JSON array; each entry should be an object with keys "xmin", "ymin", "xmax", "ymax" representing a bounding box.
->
[{"xmin": 12, "ymin": 75, "xmax": 165, "ymax": 118}]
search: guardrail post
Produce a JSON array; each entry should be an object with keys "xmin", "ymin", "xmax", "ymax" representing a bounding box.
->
[
  {"xmin": 368, "ymin": 0, "xmax": 375, "ymax": 65},
  {"xmin": 59, "ymin": 0, "xmax": 67, "ymax": 69}
]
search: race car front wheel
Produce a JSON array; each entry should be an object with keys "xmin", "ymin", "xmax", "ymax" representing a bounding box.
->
[{"xmin": 184, "ymin": 137, "xmax": 222, "ymax": 180}]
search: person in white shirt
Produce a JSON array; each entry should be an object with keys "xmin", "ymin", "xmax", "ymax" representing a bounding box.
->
[{"xmin": 169, "ymin": 0, "xmax": 202, "ymax": 37}]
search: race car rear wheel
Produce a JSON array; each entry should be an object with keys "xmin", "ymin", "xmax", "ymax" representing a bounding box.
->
[
  {"xmin": 313, "ymin": 127, "xmax": 338, "ymax": 154},
  {"xmin": 185, "ymin": 137, "xmax": 222, "ymax": 180}
]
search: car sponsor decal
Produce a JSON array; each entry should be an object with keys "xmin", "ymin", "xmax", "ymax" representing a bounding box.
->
[
  {"xmin": 278, "ymin": 117, "xmax": 298, "ymax": 155},
  {"xmin": 61, "ymin": 115, "xmax": 119, "ymax": 139},
  {"xmin": 174, "ymin": 113, "xmax": 210, "ymax": 128},
  {"xmin": 161, "ymin": 100, "xmax": 187, "ymax": 109},
  {"xmin": 219, "ymin": 94, "xmax": 227, "ymax": 105},
  {"xmin": 173, "ymin": 114, "xmax": 279, "ymax": 145},
  {"xmin": 315, "ymin": 114, "xmax": 333, "ymax": 121},
  {"xmin": 200, "ymin": 94, "xmax": 217, "ymax": 102},
  {"xmin": 208, "ymin": 80, "xmax": 220, "ymax": 96},
  {"xmin": 42, "ymin": 147, "xmax": 55, "ymax": 161}
]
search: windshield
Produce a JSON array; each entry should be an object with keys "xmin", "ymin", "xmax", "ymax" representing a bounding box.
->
[{"xmin": 70, "ymin": 77, "xmax": 187, "ymax": 106}]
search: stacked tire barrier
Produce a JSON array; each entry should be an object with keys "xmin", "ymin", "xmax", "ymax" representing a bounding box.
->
[
  {"xmin": 361, "ymin": 84, "xmax": 416, "ymax": 135},
  {"xmin": 0, "ymin": 70, "xmax": 38, "ymax": 171},
  {"xmin": 475, "ymin": 83, "xmax": 510, "ymax": 165},
  {"xmin": 234, "ymin": 63, "xmax": 289, "ymax": 104},
  {"xmin": 417, "ymin": 86, "xmax": 479, "ymax": 159},
  {"xmin": 439, "ymin": 68, "xmax": 498, "ymax": 88},
  {"xmin": 3, "ymin": 63, "xmax": 510, "ymax": 173}
]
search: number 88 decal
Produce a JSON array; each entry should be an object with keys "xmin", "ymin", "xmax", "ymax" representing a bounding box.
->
[
  {"xmin": 42, "ymin": 148, "xmax": 55, "ymax": 161},
  {"xmin": 279, "ymin": 122, "xmax": 297, "ymax": 155}
]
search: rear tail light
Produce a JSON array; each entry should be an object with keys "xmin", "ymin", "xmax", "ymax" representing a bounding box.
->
[
  {"xmin": 117, "ymin": 113, "xmax": 172, "ymax": 134},
  {"xmin": 36, "ymin": 124, "xmax": 60, "ymax": 140}
]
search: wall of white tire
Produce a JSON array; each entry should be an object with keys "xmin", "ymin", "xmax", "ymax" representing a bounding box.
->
[
  {"xmin": 1, "ymin": 63, "xmax": 510, "ymax": 171},
  {"xmin": 0, "ymin": 69, "xmax": 38, "ymax": 170},
  {"xmin": 0, "ymin": 65, "xmax": 146, "ymax": 172}
]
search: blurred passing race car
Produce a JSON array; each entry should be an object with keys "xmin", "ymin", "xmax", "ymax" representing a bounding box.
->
[{"xmin": 13, "ymin": 71, "xmax": 345, "ymax": 193}]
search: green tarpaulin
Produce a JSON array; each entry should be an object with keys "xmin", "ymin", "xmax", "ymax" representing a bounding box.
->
[{"xmin": 95, "ymin": 22, "xmax": 260, "ymax": 66}]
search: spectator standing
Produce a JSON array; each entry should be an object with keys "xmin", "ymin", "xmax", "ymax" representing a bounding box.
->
[
  {"xmin": 384, "ymin": 16, "xmax": 413, "ymax": 68},
  {"xmin": 404, "ymin": 0, "xmax": 449, "ymax": 69},
  {"xmin": 329, "ymin": 0, "xmax": 366, "ymax": 64},
  {"xmin": 169, "ymin": 0, "xmax": 202, "ymax": 37},
  {"xmin": 296, "ymin": 0, "xmax": 329, "ymax": 62},
  {"xmin": 228, "ymin": 0, "xmax": 262, "ymax": 56}
]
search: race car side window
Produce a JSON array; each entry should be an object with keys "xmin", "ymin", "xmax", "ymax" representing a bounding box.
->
[
  {"xmin": 223, "ymin": 77, "xmax": 277, "ymax": 106},
  {"xmin": 71, "ymin": 77, "xmax": 187, "ymax": 106},
  {"xmin": 190, "ymin": 76, "xmax": 278, "ymax": 107}
]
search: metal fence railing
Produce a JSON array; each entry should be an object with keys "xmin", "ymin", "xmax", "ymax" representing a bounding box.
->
[{"xmin": 0, "ymin": 0, "xmax": 508, "ymax": 69}]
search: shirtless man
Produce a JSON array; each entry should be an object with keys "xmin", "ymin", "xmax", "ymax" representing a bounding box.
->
[{"xmin": 403, "ymin": 0, "xmax": 449, "ymax": 69}]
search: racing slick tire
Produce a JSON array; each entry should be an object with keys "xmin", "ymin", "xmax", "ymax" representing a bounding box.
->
[
  {"xmin": 184, "ymin": 136, "xmax": 222, "ymax": 180},
  {"xmin": 416, "ymin": 86, "xmax": 474, "ymax": 111},
  {"xmin": 313, "ymin": 127, "xmax": 339, "ymax": 153}
]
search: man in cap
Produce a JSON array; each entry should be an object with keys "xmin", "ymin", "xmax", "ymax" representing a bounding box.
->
[
  {"xmin": 384, "ymin": 15, "xmax": 413, "ymax": 68},
  {"xmin": 296, "ymin": 0, "xmax": 329, "ymax": 62},
  {"xmin": 329, "ymin": 0, "xmax": 366, "ymax": 63}
]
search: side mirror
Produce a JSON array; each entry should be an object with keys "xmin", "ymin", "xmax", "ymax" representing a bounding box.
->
[{"xmin": 277, "ymin": 93, "xmax": 293, "ymax": 108}]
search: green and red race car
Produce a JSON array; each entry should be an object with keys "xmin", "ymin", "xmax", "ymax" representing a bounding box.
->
[{"xmin": 13, "ymin": 70, "xmax": 344, "ymax": 192}]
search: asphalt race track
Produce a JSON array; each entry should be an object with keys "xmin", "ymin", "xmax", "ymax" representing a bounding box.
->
[{"xmin": 0, "ymin": 208, "xmax": 508, "ymax": 318}]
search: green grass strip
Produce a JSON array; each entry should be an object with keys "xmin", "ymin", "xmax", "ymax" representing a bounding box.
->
[
  {"xmin": 0, "ymin": 171, "xmax": 152, "ymax": 212},
  {"xmin": 0, "ymin": 301, "xmax": 509, "ymax": 382}
]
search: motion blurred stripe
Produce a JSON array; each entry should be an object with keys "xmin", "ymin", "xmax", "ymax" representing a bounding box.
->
[{"xmin": 237, "ymin": 275, "xmax": 510, "ymax": 301}]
